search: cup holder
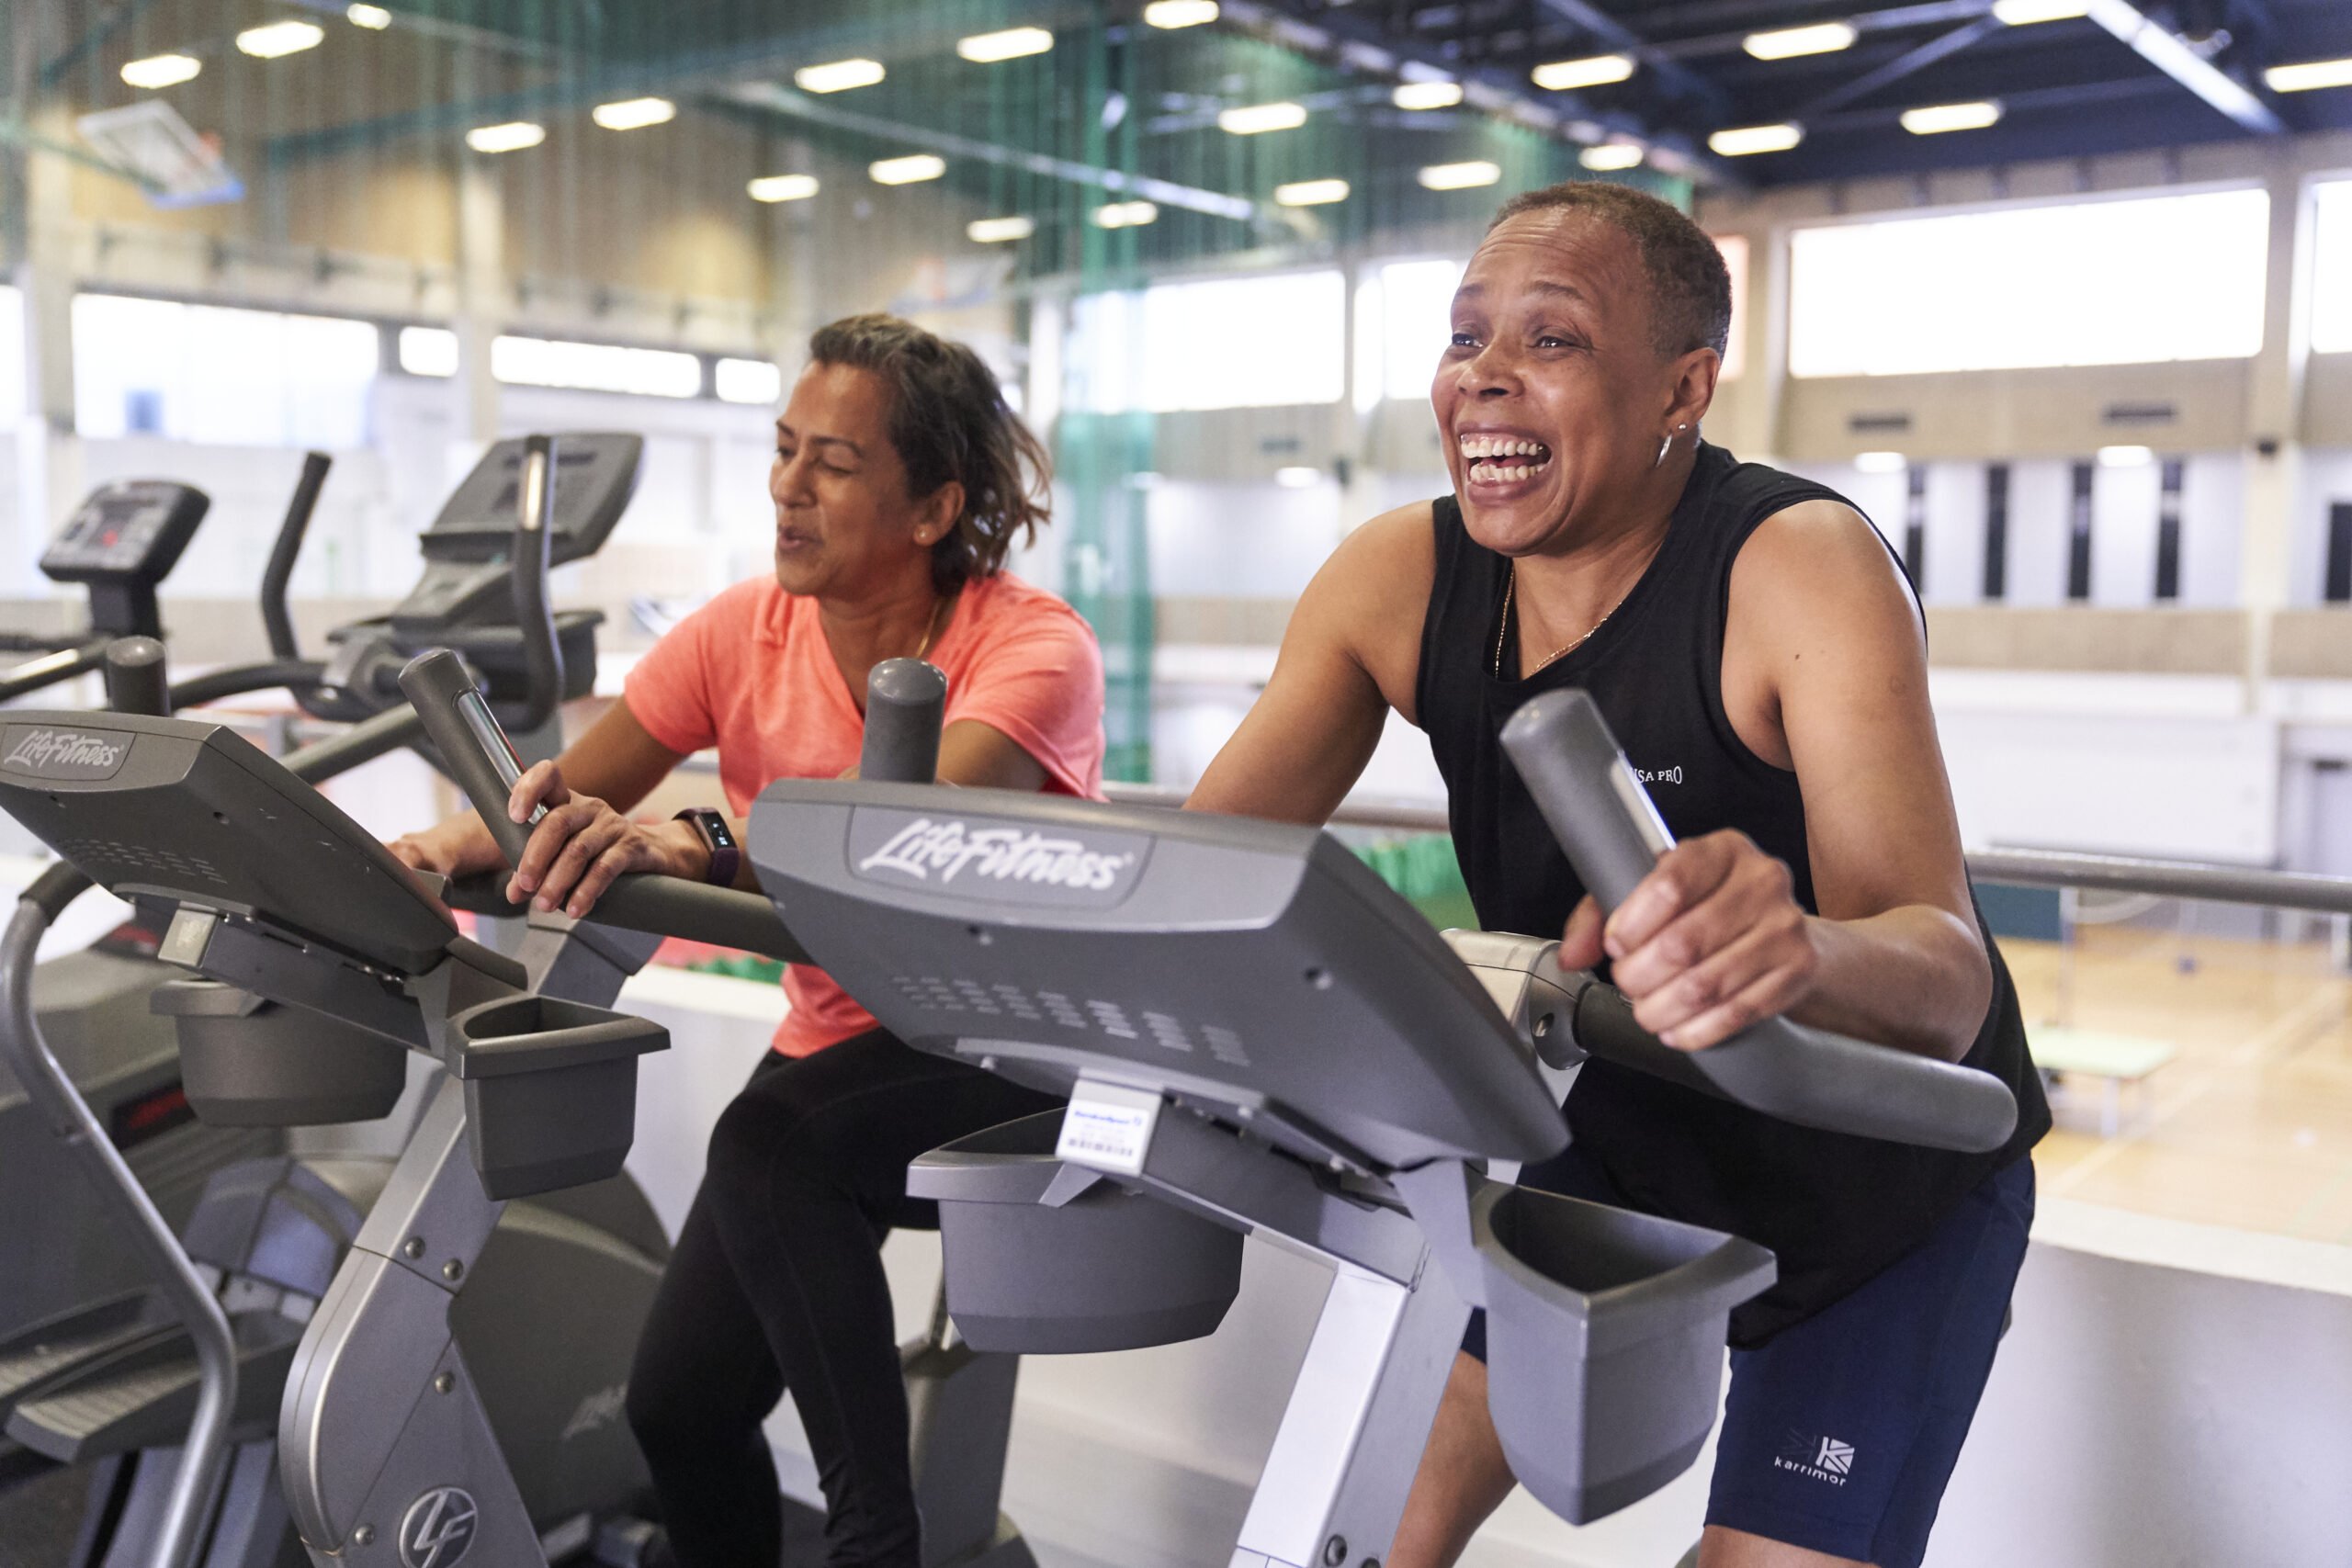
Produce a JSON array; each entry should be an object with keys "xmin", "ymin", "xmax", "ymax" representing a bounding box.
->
[
  {"xmin": 908, "ymin": 1109, "xmax": 1244, "ymax": 1354},
  {"xmin": 1473, "ymin": 1181, "xmax": 1776, "ymax": 1523},
  {"xmin": 153, "ymin": 980, "xmax": 406, "ymax": 1127},
  {"xmin": 446, "ymin": 994, "xmax": 669, "ymax": 1200}
]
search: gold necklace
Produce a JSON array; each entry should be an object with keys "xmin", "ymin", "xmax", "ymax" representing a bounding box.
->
[
  {"xmin": 1493, "ymin": 565, "xmax": 1625, "ymax": 680},
  {"xmin": 913, "ymin": 592, "xmax": 949, "ymax": 660}
]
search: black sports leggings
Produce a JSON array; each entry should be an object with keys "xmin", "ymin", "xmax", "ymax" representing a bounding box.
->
[{"xmin": 625, "ymin": 1031, "xmax": 1058, "ymax": 1568}]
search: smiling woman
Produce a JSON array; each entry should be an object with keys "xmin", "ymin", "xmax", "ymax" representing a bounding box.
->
[{"xmin": 387, "ymin": 311, "xmax": 1106, "ymax": 1568}]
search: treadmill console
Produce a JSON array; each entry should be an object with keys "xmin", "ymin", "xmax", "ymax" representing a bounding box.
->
[
  {"xmin": 390, "ymin": 433, "xmax": 640, "ymax": 632},
  {"xmin": 39, "ymin": 481, "xmax": 210, "ymax": 637}
]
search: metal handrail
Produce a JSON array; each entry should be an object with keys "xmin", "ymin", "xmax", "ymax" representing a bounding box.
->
[{"xmin": 1107, "ymin": 784, "xmax": 2352, "ymax": 919}]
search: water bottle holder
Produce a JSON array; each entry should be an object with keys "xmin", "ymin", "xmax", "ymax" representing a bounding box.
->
[
  {"xmin": 154, "ymin": 980, "xmax": 406, "ymax": 1128},
  {"xmin": 447, "ymin": 994, "xmax": 668, "ymax": 1200}
]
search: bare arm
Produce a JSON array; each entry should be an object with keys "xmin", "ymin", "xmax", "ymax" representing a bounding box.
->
[
  {"xmin": 1187, "ymin": 505, "xmax": 1434, "ymax": 823},
  {"xmin": 1565, "ymin": 500, "xmax": 1990, "ymax": 1061}
]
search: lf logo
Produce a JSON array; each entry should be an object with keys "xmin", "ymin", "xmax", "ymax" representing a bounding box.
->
[{"xmin": 397, "ymin": 1486, "xmax": 479, "ymax": 1568}]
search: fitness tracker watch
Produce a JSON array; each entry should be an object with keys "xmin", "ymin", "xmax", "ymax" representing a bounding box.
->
[{"xmin": 673, "ymin": 807, "xmax": 741, "ymax": 886}]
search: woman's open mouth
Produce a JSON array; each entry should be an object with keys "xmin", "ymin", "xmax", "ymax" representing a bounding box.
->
[{"xmin": 1457, "ymin": 433, "xmax": 1555, "ymax": 485}]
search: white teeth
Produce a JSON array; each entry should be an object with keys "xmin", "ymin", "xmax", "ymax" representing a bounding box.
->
[{"xmin": 1456, "ymin": 434, "xmax": 1550, "ymax": 468}]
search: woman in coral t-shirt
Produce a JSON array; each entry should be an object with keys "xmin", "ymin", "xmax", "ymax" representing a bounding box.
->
[{"xmin": 391, "ymin": 314, "xmax": 1104, "ymax": 1568}]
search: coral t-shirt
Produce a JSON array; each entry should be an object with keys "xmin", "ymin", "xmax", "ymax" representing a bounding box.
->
[{"xmin": 622, "ymin": 571, "xmax": 1107, "ymax": 1055}]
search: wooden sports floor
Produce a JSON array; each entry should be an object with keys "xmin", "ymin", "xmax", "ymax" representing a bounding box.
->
[{"xmin": 2011, "ymin": 922, "xmax": 2352, "ymax": 1242}]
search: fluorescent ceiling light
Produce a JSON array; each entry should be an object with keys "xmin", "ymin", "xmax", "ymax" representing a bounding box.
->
[
  {"xmin": 967, "ymin": 215, "xmax": 1036, "ymax": 243},
  {"xmin": 120, "ymin": 53, "xmax": 200, "ymax": 88},
  {"xmin": 1579, "ymin": 142, "xmax": 1645, "ymax": 170},
  {"xmin": 1094, "ymin": 200, "xmax": 1158, "ymax": 228},
  {"xmin": 869, "ymin": 153, "xmax": 945, "ymax": 185},
  {"xmin": 1901, "ymin": 99, "xmax": 2003, "ymax": 133},
  {"xmin": 492, "ymin": 335, "xmax": 701, "ymax": 399},
  {"xmin": 2098, "ymin": 444, "xmax": 2154, "ymax": 467},
  {"xmin": 796, "ymin": 58, "xmax": 884, "ymax": 94},
  {"xmin": 957, "ymin": 27, "xmax": 1053, "ymax": 62},
  {"xmin": 715, "ymin": 357, "xmax": 784, "ymax": 405},
  {"xmin": 1275, "ymin": 178, "xmax": 1349, "ymax": 207},
  {"xmin": 2266, "ymin": 57, "xmax": 2352, "ymax": 92},
  {"xmin": 346, "ymin": 4, "xmax": 391, "ymax": 28},
  {"xmin": 1853, "ymin": 451, "xmax": 1907, "ymax": 473},
  {"xmin": 466, "ymin": 121, "xmax": 545, "ymax": 153},
  {"xmin": 1708, "ymin": 122, "xmax": 1804, "ymax": 156},
  {"xmin": 592, "ymin": 97, "xmax": 675, "ymax": 130},
  {"xmin": 1992, "ymin": 0, "xmax": 2089, "ymax": 22},
  {"xmin": 1143, "ymin": 0, "xmax": 1219, "ymax": 28},
  {"xmin": 1218, "ymin": 101, "xmax": 1307, "ymax": 135},
  {"xmin": 237, "ymin": 19, "xmax": 324, "ymax": 57},
  {"xmin": 1274, "ymin": 467, "xmax": 1321, "ymax": 488},
  {"xmin": 1532, "ymin": 54, "xmax": 1635, "ymax": 91},
  {"xmin": 1417, "ymin": 160, "xmax": 1501, "ymax": 189},
  {"xmin": 398, "ymin": 325, "xmax": 458, "ymax": 378},
  {"xmin": 1393, "ymin": 80, "xmax": 1463, "ymax": 110},
  {"xmin": 1743, "ymin": 22, "xmax": 1856, "ymax": 59},
  {"xmin": 748, "ymin": 173, "xmax": 820, "ymax": 202}
]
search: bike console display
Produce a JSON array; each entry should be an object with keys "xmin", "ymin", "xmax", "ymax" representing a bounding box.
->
[{"xmin": 39, "ymin": 481, "xmax": 211, "ymax": 639}]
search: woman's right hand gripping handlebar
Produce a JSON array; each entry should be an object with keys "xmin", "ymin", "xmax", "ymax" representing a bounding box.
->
[{"xmin": 389, "ymin": 756, "xmax": 711, "ymax": 918}]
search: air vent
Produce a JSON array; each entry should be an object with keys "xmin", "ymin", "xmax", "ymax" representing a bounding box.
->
[
  {"xmin": 1848, "ymin": 412, "xmax": 1912, "ymax": 434},
  {"xmin": 2103, "ymin": 401, "xmax": 2177, "ymax": 425}
]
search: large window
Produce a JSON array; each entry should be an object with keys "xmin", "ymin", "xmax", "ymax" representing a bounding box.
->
[
  {"xmin": 0, "ymin": 286, "xmax": 22, "ymax": 428},
  {"xmin": 1789, "ymin": 187, "xmax": 2270, "ymax": 378},
  {"xmin": 1068, "ymin": 270, "xmax": 1344, "ymax": 413},
  {"xmin": 2315, "ymin": 179, "xmax": 2352, "ymax": 355},
  {"xmin": 74, "ymin": 294, "xmax": 379, "ymax": 446}
]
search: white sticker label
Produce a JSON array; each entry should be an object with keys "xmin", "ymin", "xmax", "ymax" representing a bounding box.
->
[{"xmin": 1054, "ymin": 1079, "xmax": 1162, "ymax": 1176}]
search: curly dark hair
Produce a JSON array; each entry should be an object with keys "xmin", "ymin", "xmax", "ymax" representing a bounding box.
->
[
  {"xmin": 807, "ymin": 312, "xmax": 1053, "ymax": 595},
  {"xmin": 1487, "ymin": 182, "xmax": 1733, "ymax": 361}
]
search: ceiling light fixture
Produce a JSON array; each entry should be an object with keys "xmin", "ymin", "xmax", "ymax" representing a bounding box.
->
[
  {"xmin": 1742, "ymin": 22, "xmax": 1857, "ymax": 59},
  {"xmin": 592, "ymin": 97, "xmax": 676, "ymax": 130},
  {"xmin": 466, "ymin": 121, "xmax": 545, "ymax": 153},
  {"xmin": 119, "ymin": 53, "xmax": 200, "ymax": 88},
  {"xmin": 1853, "ymin": 451, "xmax": 1907, "ymax": 473},
  {"xmin": 1142, "ymin": 0, "xmax": 1219, "ymax": 28},
  {"xmin": 1991, "ymin": 0, "xmax": 2090, "ymax": 22},
  {"xmin": 1417, "ymin": 160, "xmax": 1502, "ymax": 189},
  {"xmin": 2098, "ymin": 445, "xmax": 2155, "ymax": 467},
  {"xmin": 1393, "ymin": 80, "xmax": 1463, "ymax": 110},
  {"xmin": 346, "ymin": 4, "xmax": 391, "ymax": 28},
  {"xmin": 1217, "ymin": 100, "xmax": 1307, "ymax": 134},
  {"xmin": 1708, "ymin": 122, "xmax": 1804, "ymax": 155},
  {"xmin": 1275, "ymin": 178, "xmax": 1350, "ymax": 207},
  {"xmin": 869, "ymin": 153, "xmax": 945, "ymax": 185},
  {"xmin": 748, "ymin": 173, "xmax": 819, "ymax": 202},
  {"xmin": 967, "ymin": 215, "xmax": 1036, "ymax": 243},
  {"xmin": 236, "ymin": 19, "xmax": 324, "ymax": 57},
  {"xmin": 2265, "ymin": 57, "xmax": 2352, "ymax": 92},
  {"xmin": 1901, "ymin": 99, "xmax": 2003, "ymax": 133},
  {"xmin": 1094, "ymin": 200, "xmax": 1158, "ymax": 228},
  {"xmin": 1531, "ymin": 54, "xmax": 1635, "ymax": 91},
  {"xmin": 1579, "ymin": 142, "xmax": 1645, "ymax": 170},
  {"xmin": 957, "ymin": 27, "xmax": 1053, "ymax": 62},
  {"xmin": 795, "ymin": 58, "xmax": 885, "ymax": 94}
]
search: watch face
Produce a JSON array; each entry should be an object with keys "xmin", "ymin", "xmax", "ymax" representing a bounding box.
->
[{"xmin": 708, "ymin": 818, "xmax": 737, "ymax": 849}]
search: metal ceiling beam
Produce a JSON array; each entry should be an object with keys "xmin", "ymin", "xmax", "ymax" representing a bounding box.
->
[
  {"xmin": 2083, "ymin": 0, "xmax": 2282, "ymax": 132},
  {"xmin": 721, "ymin": 81, "xmax": 1261, "ymax": 222},
  {"xmin": 1651, "ymin": 0, "xmax": 1992, "ymax": 59},
  {"xmin": 1797, "ymin": 14, "xmax": 2002, "ymax": 114},
  {"xmin": 1526, "ymin": 0, "xmax": 1731, "ymax": 114}
]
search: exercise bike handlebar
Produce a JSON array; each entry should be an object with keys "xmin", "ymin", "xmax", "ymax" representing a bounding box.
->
[
  {"xmin": 497, "ymin": 434, "xmax": 565, "ymax": 735},
  {"xmin": 1498, "ymin": 689, "xmax": 2019, "ymax": 1156},
  {"xmin": 397, "ymin": 647, "xmax": 814, "ymax": 964},
  {"xmin": 260, "ymin": 451, "xmax": 331, "ymax": 662}
]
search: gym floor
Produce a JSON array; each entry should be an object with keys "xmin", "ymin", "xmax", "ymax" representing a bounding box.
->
[{"xmin": 2011, "ymin": 923, "xmax": 2352, "ymax": 1241}]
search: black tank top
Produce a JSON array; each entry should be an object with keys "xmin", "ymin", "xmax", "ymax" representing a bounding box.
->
[{"xmin": 1417, "ymin": 441, "xmax": 2049, "ymax": 1346}]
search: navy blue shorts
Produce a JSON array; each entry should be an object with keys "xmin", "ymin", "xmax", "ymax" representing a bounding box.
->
[{"xmin": 1464, "ymin": 1147, "xmax": 2033, "ymax": 1568}]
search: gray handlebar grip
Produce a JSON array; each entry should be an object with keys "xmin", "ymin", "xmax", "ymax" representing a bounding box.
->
[
  {"xmin": 104, "ymin": 637, "xmax": 169, "ymax": 717},
  {"xmin": 860, "ymin": 658, "xmax": 946, "ymax": 784},
  {"xmin": 1499, "ymin": 688, "xmax": 2018, "ymax": 1155},
  {"xmin": 398, "ymin": 649, "xmax": 533, "ymax": 871},
  {"xmin": 503, "ymin": 434, "xmax": 565, "ymax": 733}
]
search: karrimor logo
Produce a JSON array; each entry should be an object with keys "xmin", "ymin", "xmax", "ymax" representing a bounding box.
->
[
  {"xmin": 1772, "ymin": 1429, "xmax": 1855, "ymax": 1485},
  {"xmin": 1, "ymin": 726, "xmax": 129, "ymax": 781},
  {"xmin": 397, "ymin": 1485, "xmax": 479, "ymax": 1568},
  {"xmin": 850, "ymin": 811, "xmax": 1148, "ymax": 906}
]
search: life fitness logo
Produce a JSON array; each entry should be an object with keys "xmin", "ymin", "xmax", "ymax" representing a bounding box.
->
[
  {"xmin": 1, "ymin": 727, "xmax": 129, "ymax": 781},
  {"xmin": 853, "ymin": 813, "xmax": 1145, "ymax": 905},
  {"xmin": 397, "ymin": 1485, "xmax": 479, "ymax": 1568}
]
